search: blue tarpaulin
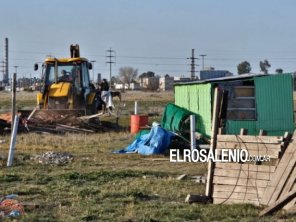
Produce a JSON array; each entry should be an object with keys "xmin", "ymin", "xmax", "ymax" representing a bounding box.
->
[{"xmin": 113, "ymin": 126, "xmax": 174, "ymax": 155}]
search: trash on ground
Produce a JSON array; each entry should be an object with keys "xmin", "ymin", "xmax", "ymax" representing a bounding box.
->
[
  {"xmin": 113, "ymin": 125, "xmax": 174, "ymax": 155},
  {"xmin": 0, "ymin": 194, "xmax": 25, "ymax": 219},
  {"xmin": 32, "ymin": 151, "xmax": 73, "ymax": 165}
]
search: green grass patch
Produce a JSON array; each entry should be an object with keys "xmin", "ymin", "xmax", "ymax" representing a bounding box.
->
[{"xmin": 0, "ymin": 91, "xmax": 294, "ymax": 221}]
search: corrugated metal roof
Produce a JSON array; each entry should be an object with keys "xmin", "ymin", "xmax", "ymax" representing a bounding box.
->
[{"xmin": 174, "ymin": 73, "xmax": 268, "ymax": 86}]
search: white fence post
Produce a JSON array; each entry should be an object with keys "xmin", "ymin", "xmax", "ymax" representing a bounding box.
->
[
  {"xmin": 190, "ymin": 115, "xmax": 196, "ymax": 151},
  {"xmin": 134, "ymin": 101, "xmax": 138, "ymax": 115},
  {"xmin": 7, "ymin": 115, "xmax": 19, "ymax": 167}
]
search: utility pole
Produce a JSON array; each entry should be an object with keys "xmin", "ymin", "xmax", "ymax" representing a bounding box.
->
[
  {"xmin": 187, "ymin": 49, "xmax": 198, "ymax": 80},
  {"xmin": 106, "ymin": 48, "xmax": 115, "ymax": 85},
  {"xmin": 13, "ymin": 66, "xmax": 18, "ymax": 74},
  {"xmin": 199, "ymin": 54, "xmax": 207, "ymax": 70},
  {"xmin": 0, "ymin": 61, "xmax": 4, "ymax": 84},
  {"xmin": 4, "ymin": 38, "xmax": 9, "ymax": 85}
]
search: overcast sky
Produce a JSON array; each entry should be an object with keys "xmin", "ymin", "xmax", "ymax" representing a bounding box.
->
[{"xmin": 1, "ymin": 0, "xmax": 296, "ymax": 80}]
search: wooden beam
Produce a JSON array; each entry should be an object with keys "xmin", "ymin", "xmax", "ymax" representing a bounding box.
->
[
  {"xmin": 215, "ymin": 163, "xmax": 276, "ymax": 173},
  {"xmin": 259, "ymin": 190, "xmax": 296, "ymax": 216},
  {"xmin": 284, "ymin": 183, "xmax": 296, "ymax": 210},
  {"xmin": 213, "ymin": 184, "xmax": 265, "ymax": 196},
  {"xmin": 216, "ymin": 142, "xmax": 281, "ymax": 151},
  {"xmin": 214, "ymin": 168, "xmax": 274, "ymax": 181},
  {"xmin": 205, "ymin": 87, "xmax": 222, "ymax": 197},
  {"xmin": 281, "ymin": 165, "xmax": 296, "ymax": 197},
  {"xmin": 261, "ymin": 142, "xmax": 296, "ymax": 206},
  {"xmin": 213, "ymin": 198, "xmax": 259, "ymax": 206},
  {"xmin": 213, "ymin": 191, "xmax": 259, "ymax": 201},
  {"xmin": 215, "ymin": 148, "xmax": 279, "ymax": 159},
  {"xmin": 213, "ymin": 176, "xmax": 269, "ymax": 188},
  {"xmin": 217, "ymin": 135, "xmax": 283, "ymax": 144}
]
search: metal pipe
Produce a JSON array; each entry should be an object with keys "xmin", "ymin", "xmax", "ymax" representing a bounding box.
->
[
  {"xmin": 11, "ymin": 73, "xmax": 16, "ymax": 128},
  {"xmin": 190, "ymin": 115, "xmax": 196, "ymax": 151},
  {"xmin": 7, "ymin": 115, "xmax": 19, "ymax": 167}
]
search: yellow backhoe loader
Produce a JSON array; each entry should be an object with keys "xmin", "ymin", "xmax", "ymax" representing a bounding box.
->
[{"xmin": 31, "ymin": 44, "xmax": 98, "ymax": 124}]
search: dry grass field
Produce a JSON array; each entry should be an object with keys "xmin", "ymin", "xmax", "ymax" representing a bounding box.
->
[{"xmin": 0, "ymin": 90, "xmax": 295, "ymax": 221}]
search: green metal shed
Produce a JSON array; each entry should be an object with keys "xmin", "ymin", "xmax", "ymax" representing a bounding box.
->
[{"xmin": 174, "ymin": 74, "xmax": 294, "ymax": 137}]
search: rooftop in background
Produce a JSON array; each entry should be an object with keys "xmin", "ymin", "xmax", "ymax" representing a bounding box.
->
[{"xmin": 174, "ymin": 73, "xmax": 278, "ymax": 86}]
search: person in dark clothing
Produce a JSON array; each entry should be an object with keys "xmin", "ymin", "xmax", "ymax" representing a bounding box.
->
[
  {"xmin": 100, "ymin": 79, "xmax": 109, "ymax": 91},
  {"xmin": 95, "ymin": 83, "xmax": 106, "ymax": 113}
]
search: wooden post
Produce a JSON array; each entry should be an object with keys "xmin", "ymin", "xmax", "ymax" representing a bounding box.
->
[
  {"xmin": 11, "ymin": 73, "xmax": 16, "ymax": 128},
  {"xmin": 190, "ymin": 115, "xmax": 196, "ymax": 151},
  {"xmin": 206, "ymin": 87, "xmax": 222, "ymax": 197},
  {"xmin": 7, "ymin": 115, "xmax": 19, "ymax": 167}
]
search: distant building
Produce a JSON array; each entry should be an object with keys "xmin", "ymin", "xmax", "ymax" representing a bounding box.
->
[
  {"xmin": 159, "ymin": 76, "xmax": 174, "ymax": 91},
  {"xmin": 199, "ymin": 70, "xmax": 232, "ymax": 80},
  {"xmin": 140, "ymin": 77, "xmax": 160, "ymax": 90},
  {"xmin": 114, "ymin": 82, "xmax": 140, "ymax": 90}
]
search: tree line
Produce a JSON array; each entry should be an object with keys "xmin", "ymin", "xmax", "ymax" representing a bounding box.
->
[
  {"xmin": 237, "ymin": 60, "xmax": 283, "ymax": 74},
  {"xmin": 111, "ymin": 60, "xmax": 285, "ymax": 90}
]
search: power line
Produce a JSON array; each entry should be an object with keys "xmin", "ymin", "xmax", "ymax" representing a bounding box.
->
[{"xmin": 117, "ymin": 55, "xmax": 185, "ymax": 60}]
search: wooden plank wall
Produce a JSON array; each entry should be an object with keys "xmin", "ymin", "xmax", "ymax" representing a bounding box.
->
[{"xmin": 212, "ymin": 132, "xmax": 285, "ymax": 206}]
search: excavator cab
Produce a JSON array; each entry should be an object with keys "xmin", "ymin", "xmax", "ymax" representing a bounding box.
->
[{"xmin": 34, "ymin": 45, "xmax": 97, "ymax": 115}]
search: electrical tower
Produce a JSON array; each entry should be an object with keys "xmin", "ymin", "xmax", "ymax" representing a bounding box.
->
[
  {"xmin": 106, "ymin": 48, "xmax": 115, "ymax": 84},
  {"xmin": 187, "ymin": 49, "xmax": 198, "ymax": 80}
]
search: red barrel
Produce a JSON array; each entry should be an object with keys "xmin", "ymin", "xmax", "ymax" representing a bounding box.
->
[{"xmin": 130, "ymin": 115, "xmax": 148, "ymax": 134}]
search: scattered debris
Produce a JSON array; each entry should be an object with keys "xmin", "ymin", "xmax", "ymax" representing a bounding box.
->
[
  {"xmin": 191, "ymin": 176, "xmax": 207, "ymax": 184},
  {"xmin": 0, "ymin": 113, "xmax": 13, "ymax": 124},
  {"xmin": 0, "ymin": 110, "xmax": 124, "ymax": 135},
  {"xmin": 32, "ymin": 151, "xmax": 73, "ymax": 165},
  {"xmin": 0, "ymin": 194, "xmax": 25, "ymax": 219},
  {"xmin": 176, "ymin": 174, "xmax": 187, "ymax": 180}
]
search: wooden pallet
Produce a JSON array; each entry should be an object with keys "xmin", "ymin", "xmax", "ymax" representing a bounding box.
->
[{"xmin": 210, "ymin": 130, "xmax": 287, "ymax": 206}]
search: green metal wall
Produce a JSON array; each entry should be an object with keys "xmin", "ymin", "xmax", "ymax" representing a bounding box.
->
[
  {"xmin": 255, "ymin": 74, "xmax": 294, "ymax": 135},
  {"xmin": 174, "ymin": 83, "xmax": 212, "ymax": 137},
  {"xmin": 226, "ymin": 75, "xmax": 294, "ymax": 136}
]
